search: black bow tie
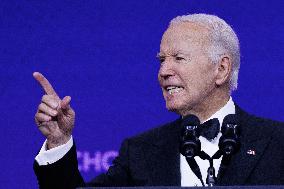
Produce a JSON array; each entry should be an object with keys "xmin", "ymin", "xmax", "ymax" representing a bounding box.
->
[{"xmin": 197, "ymin": 118, "xmax": 220, "ymax": 141}]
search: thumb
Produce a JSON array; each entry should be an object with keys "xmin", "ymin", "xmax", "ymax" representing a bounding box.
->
[{"xmin": 61, "ymin": 96, "xmax": 71, "ymax": 110}]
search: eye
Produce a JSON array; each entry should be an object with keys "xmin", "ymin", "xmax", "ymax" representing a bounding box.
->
[
  {"xmin": 174, "ymin": 53, "xmax": 190, "ymax": 63},
  {"xmin": 157, "ymin": 55, "xmax": 165, "ymax": 64},
  {"xmin": 175, "ymin": 56, "xmax": 185, "ymax": 61},
  {"xmin": 159, "ymin": 57, "xmax": 165, "ymax": 63}
]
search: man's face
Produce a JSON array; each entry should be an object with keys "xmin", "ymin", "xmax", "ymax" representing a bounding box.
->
[{"xmin": 158, "ymin": 22, "xmax": 219, "ymax": 116}]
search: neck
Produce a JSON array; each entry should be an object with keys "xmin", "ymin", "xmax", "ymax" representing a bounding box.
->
[{"xmin": 180, "ymin": 90, "xmax": 230, "ymax": 122}]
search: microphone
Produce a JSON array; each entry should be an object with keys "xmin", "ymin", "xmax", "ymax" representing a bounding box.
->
[
  {"xmin": 219, "ymin": 114, "xmax": 241, "ymax": 156},
  {"xmin": 180, "ymin": 115, "xmax": 205, "ymax": 186},
  {"xmin": 180, "ymin": 114, "xmax": 201, "ymax": 158},
  {"xmin": 215, "ymin": 114, "xmax": 241, "ymax": 181}
]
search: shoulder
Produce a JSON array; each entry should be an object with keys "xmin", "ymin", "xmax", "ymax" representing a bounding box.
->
[
  {"xmin": 123, "ymin": 118, "xmax": 181, "ymax": 146},
  {"xmin": 246, "ymin": 111, "xmax": 283, "ymax": 127},
  {"xmin": 249, "ymin": 114, "xmax": 284, "ymax": 140},
  {"xmin": 237, "ymin": 105, "xmax": 284, "ymax": 142}
]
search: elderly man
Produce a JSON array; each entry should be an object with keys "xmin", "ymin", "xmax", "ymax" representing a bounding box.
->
[{"xmin": 33, "ymin": 14, "xmax": 284, "ymax": 188}]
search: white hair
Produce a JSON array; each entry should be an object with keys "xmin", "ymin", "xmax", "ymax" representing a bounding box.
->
[{"xmin": 170, "ymin": 14, "xmax": 240, "ymax": 91}]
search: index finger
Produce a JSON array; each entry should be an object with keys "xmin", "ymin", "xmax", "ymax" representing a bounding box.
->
[{"xmin": 33, "ymin": 72, "xmax": 59, "ymax": 97}]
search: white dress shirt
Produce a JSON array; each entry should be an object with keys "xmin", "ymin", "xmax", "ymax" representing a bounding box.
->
[
  {"xmin": 180, "ymin": 97, "xmax": 235, "ymax": 186},
  {"xmin": 36, "ymin": 97, "xmax": 235, "ymax": 186}
]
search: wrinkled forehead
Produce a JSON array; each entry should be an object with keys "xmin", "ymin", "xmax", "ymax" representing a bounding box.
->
[{"xmin": 160, "ymin": 22, "xmax": 210, "ymax": 53}]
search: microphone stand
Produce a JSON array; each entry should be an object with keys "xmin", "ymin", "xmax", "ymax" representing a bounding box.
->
[
  {"xmin": 199, "ymin": 151, "xmax": 217, "ymax": 186},
  {"xmin": 206, "ymin": 158, "xmax": 216, "ymax": 186}
]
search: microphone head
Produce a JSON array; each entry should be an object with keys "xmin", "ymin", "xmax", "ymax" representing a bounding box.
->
[
  {"xmin": 222, "ymin": 114, "xmax": 238, "ymax": 125},
  {"xmin": 219, "ymin": 114, "xmax": 241, "ymax": 155},
  {"xmin": 221, "ymin": 114, "xmax": 240, "ymax": 135},
  {"xmin": 181, "ymin": 114, "xmax": 200, "ymax": 128},
  {"xmin": 180, "ymin": 114, "xmax": 201, "ymax": 158}
]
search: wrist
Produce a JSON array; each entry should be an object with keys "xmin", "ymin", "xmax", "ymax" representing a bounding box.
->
[{"xmin": 46, "ymin": 135, "xmax": 71, "ymax": 150}]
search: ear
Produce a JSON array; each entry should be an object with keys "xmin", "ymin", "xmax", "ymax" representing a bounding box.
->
[{"xmin": 215, "ymin": 55, "xmax": 232, "ymax": 86}]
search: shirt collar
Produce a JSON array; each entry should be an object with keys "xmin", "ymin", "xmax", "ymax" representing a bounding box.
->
[{"xmin": 204, "ymin": 97, "xmax": 235, "ymax": 126}]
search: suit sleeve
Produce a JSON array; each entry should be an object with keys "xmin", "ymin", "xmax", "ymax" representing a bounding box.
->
[
  {"xmin": 34, "ymin": 139, "xmax": 133, "ymax": 188},
  {"xmin": 33, "ymin": 143, "xmax": 85, "ymax": 189}
]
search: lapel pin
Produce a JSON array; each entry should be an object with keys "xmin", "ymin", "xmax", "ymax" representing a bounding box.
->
[{"xmin": 247, "ymin": 149, "xmax": 256, "ymax": 155}]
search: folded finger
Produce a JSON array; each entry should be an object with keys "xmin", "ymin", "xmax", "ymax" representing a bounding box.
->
[
  {"xmin": 42, "ymin": 95, "xmax": 59, "ymax": 109},
  {"xmin": 38, "ymin": 103, "xmax": 58, "ymax": 117},
  {"xmin": 35, "ymin": 112, "xmax": 52, "ymax": 122}
]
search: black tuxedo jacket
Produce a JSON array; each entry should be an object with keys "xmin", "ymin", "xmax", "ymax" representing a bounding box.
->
[{"xmin": 34, "ymin": 106, "xmax": 284, "ymax": 189}]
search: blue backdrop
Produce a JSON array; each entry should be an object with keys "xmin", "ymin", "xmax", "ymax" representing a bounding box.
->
[{"xmin": 1, "ymin": 0, "xmax": 284, "ymax": 188}]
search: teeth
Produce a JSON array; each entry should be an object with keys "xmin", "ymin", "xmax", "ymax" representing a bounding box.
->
[
  {"xmin": 167, "ymin": 86, "xmax": 176, "ymax": 90},
  {"xmin": 166, "ymin": 86, "xmax": 183, "ymax": 94}
]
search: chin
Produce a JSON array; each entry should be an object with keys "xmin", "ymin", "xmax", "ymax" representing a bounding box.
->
[
  {"xmin": 166, "ymin": 100, "xmax": 192, "ymax": 116},
  {"xmin": 166, "ymin": 101, "xmax": 184, "ymax": 114}
]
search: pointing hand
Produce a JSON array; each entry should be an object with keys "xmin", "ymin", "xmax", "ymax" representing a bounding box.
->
[{"xmin": 33, "ymin": 72, "xmax": 75, "ymax": 149}]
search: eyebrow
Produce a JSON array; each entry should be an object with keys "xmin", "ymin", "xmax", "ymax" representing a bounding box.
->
[
  {"xmin": 156, "ymin": 51, "xmax": 190, "ymax": 58},
  {"xmin": 175, "ymin": 50, "xmax": 190, "ymax": 55}
]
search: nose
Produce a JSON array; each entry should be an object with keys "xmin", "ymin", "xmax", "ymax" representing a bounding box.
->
[{"xmin": 158, "ymin": 59, "xmax": 175, "ymax": 80}]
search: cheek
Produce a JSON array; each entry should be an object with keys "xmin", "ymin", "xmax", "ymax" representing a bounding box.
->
[
  {"xmin": 182, "ymin": 69, "xmax": 216, "ymax": 94},
  {"xmin": 157, "ymin": 74, "xmax": 162, "ymax": 86}
]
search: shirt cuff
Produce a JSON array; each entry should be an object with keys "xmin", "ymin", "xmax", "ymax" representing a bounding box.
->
[{"xmin": 35, "ymin": 136, "xmax": 73, "ymax": 165}]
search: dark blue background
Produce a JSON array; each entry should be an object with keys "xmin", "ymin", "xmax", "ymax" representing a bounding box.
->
[{"xmin": 1, "ymin": 0, "xmax": 284, "ymax": 188}]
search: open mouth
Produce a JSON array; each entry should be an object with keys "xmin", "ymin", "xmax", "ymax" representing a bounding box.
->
[{"xmin": 165, "ymin": 86, "xmax": 184, "ymax": 95}]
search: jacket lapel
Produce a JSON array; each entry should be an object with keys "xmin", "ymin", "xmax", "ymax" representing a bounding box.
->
[
  {"xmin": 146, "ymin": 118, "xmax": 182, "ymax": 186},
  {"xmin": 219, "ymin": 105, "xmax": 274, "ymax": 185}
]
